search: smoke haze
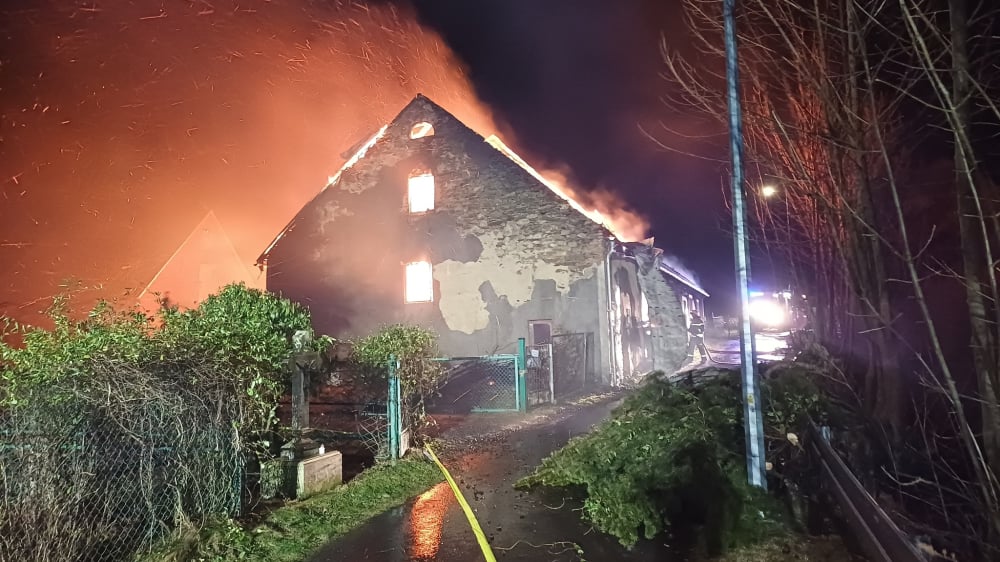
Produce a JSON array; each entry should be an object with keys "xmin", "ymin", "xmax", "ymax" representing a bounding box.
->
[{"xmin": 0, "ymin": 0, "xmax": 494, "ymax": 322}]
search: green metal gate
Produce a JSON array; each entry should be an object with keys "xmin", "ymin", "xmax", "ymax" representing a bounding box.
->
[{"xmin": 431, "ymin": 354, "xmax": 523, "ymax": 413}]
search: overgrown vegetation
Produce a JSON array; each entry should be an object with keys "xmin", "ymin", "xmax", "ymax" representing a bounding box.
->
[
  {"xmin": 2, "ymin": 284, "xmax": 314, "ymax": 425},
  {"xmin": 700, "ymin": 535, "xmax": 855, "ymax": 562},
  {"xmin": 0, "ymin": 285, "xmax": 312, "ymax": 561},
  {"xmin": 517, "ymin": 367, "xmax": 830, "ymax": 556},
  {"xmin": 145, "ymin": 458, "xmax": 443, "ymax": 562},
  {"xmin": 0, "ymin": 286, "xmax": 449, "ymax": 562},
  {"xmin": 353, "ymin": 324, "xmax": 445, "ymax": 438}
]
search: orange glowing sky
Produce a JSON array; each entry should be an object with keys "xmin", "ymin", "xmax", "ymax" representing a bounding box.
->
[{"xmin": 0, "ymin": 0, "xmax": 649, "ymax": 325}]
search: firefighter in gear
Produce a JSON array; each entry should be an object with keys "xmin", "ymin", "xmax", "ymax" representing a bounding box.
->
[{"xmin": 686, "ymin": 311, "xmax": 709, "ymax": 364}]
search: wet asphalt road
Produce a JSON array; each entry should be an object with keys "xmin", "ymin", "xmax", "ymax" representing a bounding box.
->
[
  {"xmin": 704, "ymin": 331, "xmax": 789, "ymax": 365},
  {"xmin": 308, "ymin": 395, "xmax": 677, "ymax": 562}
]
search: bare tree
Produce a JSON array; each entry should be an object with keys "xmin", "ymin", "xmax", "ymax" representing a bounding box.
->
[
  {"xmin": 662, "ymin": 0, "xmax": 904, "ymax": 425},
  {"xmin": 659, "ymin": 0, "xmax": 1000, "ymax": 554}
]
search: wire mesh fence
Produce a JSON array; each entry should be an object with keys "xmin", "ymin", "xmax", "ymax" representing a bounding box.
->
[
  {"xmin": 526, "ymin": 344, "xmax": 554, "ymax": 406},
  {"xmin": 430, "ymin": 355, "xmax": 520, "ymax": 413},
  {"xmin": 0, "ymin": 388, "xmax": 244, "ymax": 562},
  {"xmin": 357, "ymin": 401, "xmax": 391, "ymax": 461},
  {"xmin": 351, "ymin": 362, "xmax": 408, "ymax": 462},
  {"xmin": 552, "ymin": 333, "xmax": 588, "ymax": 397}
]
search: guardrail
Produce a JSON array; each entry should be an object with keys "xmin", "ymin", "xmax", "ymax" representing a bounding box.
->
[
  {"xmin": 807, "ymin": 421, "xmax": 925, "ymax": 562},
  {"xmin": 672, "ymin": 365, "xmax": 930, "ymax": 560}
]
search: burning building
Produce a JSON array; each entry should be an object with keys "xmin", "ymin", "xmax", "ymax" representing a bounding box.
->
[{"xmin": 256, "ymin": 95, "xmax": 704, "ymax": 383}]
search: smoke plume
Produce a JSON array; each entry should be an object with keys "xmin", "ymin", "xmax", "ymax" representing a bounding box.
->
[{"xmin": 0, "ymin": 0, "xmax": 494, "ymax": 321}]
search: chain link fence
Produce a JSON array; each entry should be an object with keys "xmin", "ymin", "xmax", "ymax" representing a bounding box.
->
[
  {"xmin": 552, "ymin": 333, "xmax": 588, "ymax": 398},
  {"xmin": 356, "ymin": 401, "xmax": 392, "ymax": 461},
  {"xmin": 526, "ymin": 344, "xmax": 554, "ymax": 406},
  {"xmin": 0, "ymin": 383, "xmax": 244, "ymax": 562},
  {"xmin": 429, "ymin": 355, "xmax": 520, "ymax": 413},
  {"xmin": 351, "ymin": 362, "xmax": 409, "ymax": 462}
]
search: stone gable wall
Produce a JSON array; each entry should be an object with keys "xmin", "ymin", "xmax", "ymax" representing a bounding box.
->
[{"xmin": 264, "ymin": 96, "xmax": 609, "ymax": 376}]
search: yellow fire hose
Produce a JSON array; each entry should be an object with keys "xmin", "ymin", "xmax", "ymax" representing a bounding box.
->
[{"xmin": 424, "ymin": 444, "xmax": 498, "ymax": 562}]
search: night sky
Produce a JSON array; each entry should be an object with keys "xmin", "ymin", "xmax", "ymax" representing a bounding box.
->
[
  {"xmin": 0, "ymin": 0, "xmax": 748, "ymax": 325},
  {"xmin": 409, "ymin": 0, "xmax": 743, "ymax": 301}
]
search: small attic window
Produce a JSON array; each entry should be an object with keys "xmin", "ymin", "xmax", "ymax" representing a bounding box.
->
[
  {"xmin": 408, "ymin": 171, "xmax": 435, "ymax": 213},
  {"xmin": 410, "ymin": 122, "xmax": 434, "ymax": 139}
]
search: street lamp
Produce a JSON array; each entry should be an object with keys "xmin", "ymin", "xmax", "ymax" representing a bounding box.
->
[{"xmin": 760, "ymin": 185, "xmax": 778, "ymax": 198}]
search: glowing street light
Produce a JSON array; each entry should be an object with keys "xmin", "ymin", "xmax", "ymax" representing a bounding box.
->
[{"xmin": 761, "ymin": 185, "xmax": 778, "ymax": 198}]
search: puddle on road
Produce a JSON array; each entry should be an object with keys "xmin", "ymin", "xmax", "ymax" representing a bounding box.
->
[{"xmin": 710, "ymin": 331, "xmax": 790, "ymax": 362}]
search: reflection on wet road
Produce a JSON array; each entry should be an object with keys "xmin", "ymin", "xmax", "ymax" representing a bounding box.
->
[
  {"xmin": 308, "ymin": 395, "xmax": 674, "ymax": 561},
  {"xmin": 408, "ymin": 482, "xmax": 450, "ymax": 560},
  {"xmin": 708, "ymin": 331, "xmax": 789, "ymax": 363}
]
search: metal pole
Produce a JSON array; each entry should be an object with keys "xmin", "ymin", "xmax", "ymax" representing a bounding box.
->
[
  {"xmin": 547, "ymin": 343, "xmax": 555, "ymax": 403},
  {"xmin": 724, "ymin": 0, "xmax": 767, "ymax": 489},
  {"xmin": 517, "ymin": 338, "xmax": 527, "ymax": 413},
  {"xmin": 387, "ymin": 356, "xmax": 400, "ymax": 460}
]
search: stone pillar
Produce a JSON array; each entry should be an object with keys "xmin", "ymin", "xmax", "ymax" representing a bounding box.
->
[
  {"xmin": 290, "ymin": 329, "xmax": 314, "ymax": 432},
  {"xmin": 290, "ymin": 360, "xmax": 309, "ymax": 432}
]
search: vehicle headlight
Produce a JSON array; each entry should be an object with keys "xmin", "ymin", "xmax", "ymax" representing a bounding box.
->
[{"xmin": 749, "ymin": 300, "xmax": 785, "ymax": 326}]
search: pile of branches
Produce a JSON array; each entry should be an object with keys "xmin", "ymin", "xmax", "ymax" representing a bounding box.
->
[
  {"xmin": 0, "ymin": 358, "xmax": 254, "ymax": 562},
  {"xmin": 517, "ymin": 366, "xmax": 830, "ymax": 556}
]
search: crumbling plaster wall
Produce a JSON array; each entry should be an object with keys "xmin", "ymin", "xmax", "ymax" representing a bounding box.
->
[
  {"xmin": 609, "ymin": 256, "xmax": 644, "ymax": 383},
  {"xmin": 266, "ymin": 96, "xmax": 609, "ymax": 373},
  {"xmin": 631, "ymin": 247, "xmax": 687, "ymax": 374}
]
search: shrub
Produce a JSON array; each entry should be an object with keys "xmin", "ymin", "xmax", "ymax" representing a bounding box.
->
[
  {"xmin": 0, "ymin": 284, "xmax": 315, "ymax": 561},
  {"xmin": 352, "ymin": 324, "xmax": 445, "ymax": 440},
  {"xmin": 155, "ymin": 283, "xmax": 314, "ymax": 429},
  {"xmin": 517, "ymin": 369, "xmax": 825, "ymax": 554}
]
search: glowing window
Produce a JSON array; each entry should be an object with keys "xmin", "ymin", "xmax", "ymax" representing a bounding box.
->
[
  {"xmin": 405, "ymin": 261, "xmax": 433, "ymax": 303},
  {"xmin": 408, "ymin": 172, "xmax": 435, "ymax": 213},
  {"xmin": 410, "ymin": 122, "xmax": 435, "ymax": 139}
]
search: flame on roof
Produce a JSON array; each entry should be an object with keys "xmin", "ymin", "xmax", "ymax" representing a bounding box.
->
[
  {"xmin": 325, "ymin": 125, "xmax": 389, "ymax": 190},
  {"xmin": 258, "ymin": 125, "xmax": 389, "ymax": 263},
  {"xmin": 484, "ymin": 134, "xmax": 610, "ymax": 231}
]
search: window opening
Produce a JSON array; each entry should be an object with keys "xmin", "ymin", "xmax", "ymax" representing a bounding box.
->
[
  {"xmin": 410, "ymin": 122, "xmax": 434, "ymax": 139},
  {"xmin": 408, "ymin": 172, "xmax": 435, "ymax": 213},
  {"xmin": 529, "ymin": 320, "xmax": 553, "ymax": 346},
  {"xmin": 405, "ymin": 261, "xmax": 433, "ymax": 303}
]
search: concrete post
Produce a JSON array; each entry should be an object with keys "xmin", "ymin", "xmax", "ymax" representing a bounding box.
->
[{"xmin": 290, "ymin": 359, "xmax": 309, "ymax": 432}]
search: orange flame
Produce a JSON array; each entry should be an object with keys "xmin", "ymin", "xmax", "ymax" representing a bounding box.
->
[{"xmin": 484, "ymin": 135, "xmax": 647, "ymax": 242}]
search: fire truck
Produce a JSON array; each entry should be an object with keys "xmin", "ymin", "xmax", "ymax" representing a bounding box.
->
[{"xmin": 747, "ymin": 288, "xmax": 809, "ymax": 332}]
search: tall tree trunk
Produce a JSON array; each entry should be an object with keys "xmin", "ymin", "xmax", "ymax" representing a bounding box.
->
[
  {"xmin": 835, "ymin": 0, "xmax": 901, "ymax": 428},
  {"xmin": 949, "ymin": 0, "xmax": 1000, "ymax": 493}
]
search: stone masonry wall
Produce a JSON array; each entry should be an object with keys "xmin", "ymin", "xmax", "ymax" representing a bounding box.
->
[{"xmin": 264, "ymin": 95, "xmax": 610, "ymax": 372}]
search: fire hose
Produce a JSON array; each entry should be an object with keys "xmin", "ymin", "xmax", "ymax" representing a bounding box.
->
[{"xmin": 423, "ymin": 444, "xmax": 497, "ymax": 562}]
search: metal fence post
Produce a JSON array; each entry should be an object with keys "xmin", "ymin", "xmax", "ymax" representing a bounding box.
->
[
  {"xmin": 517, "ymin": 338, "xmax": 528, "ymax": 413},
  {"xmin": 546, "ymin": 343, "xmax": 555, "ymax": 403},
  {"xmin": 387, "ymin": 356, "xmax": 401, "ymax": 460}
]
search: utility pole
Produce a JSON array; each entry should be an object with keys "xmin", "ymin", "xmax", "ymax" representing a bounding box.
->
[{"xmin": 724, "ymin": 0, "xmax": 767, "ymax": 489}]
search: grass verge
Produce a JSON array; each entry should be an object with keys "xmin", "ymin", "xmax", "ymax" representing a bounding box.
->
[{"xmin": 144, "ymin": 457, "xmax": 444, "ymax": 562}]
